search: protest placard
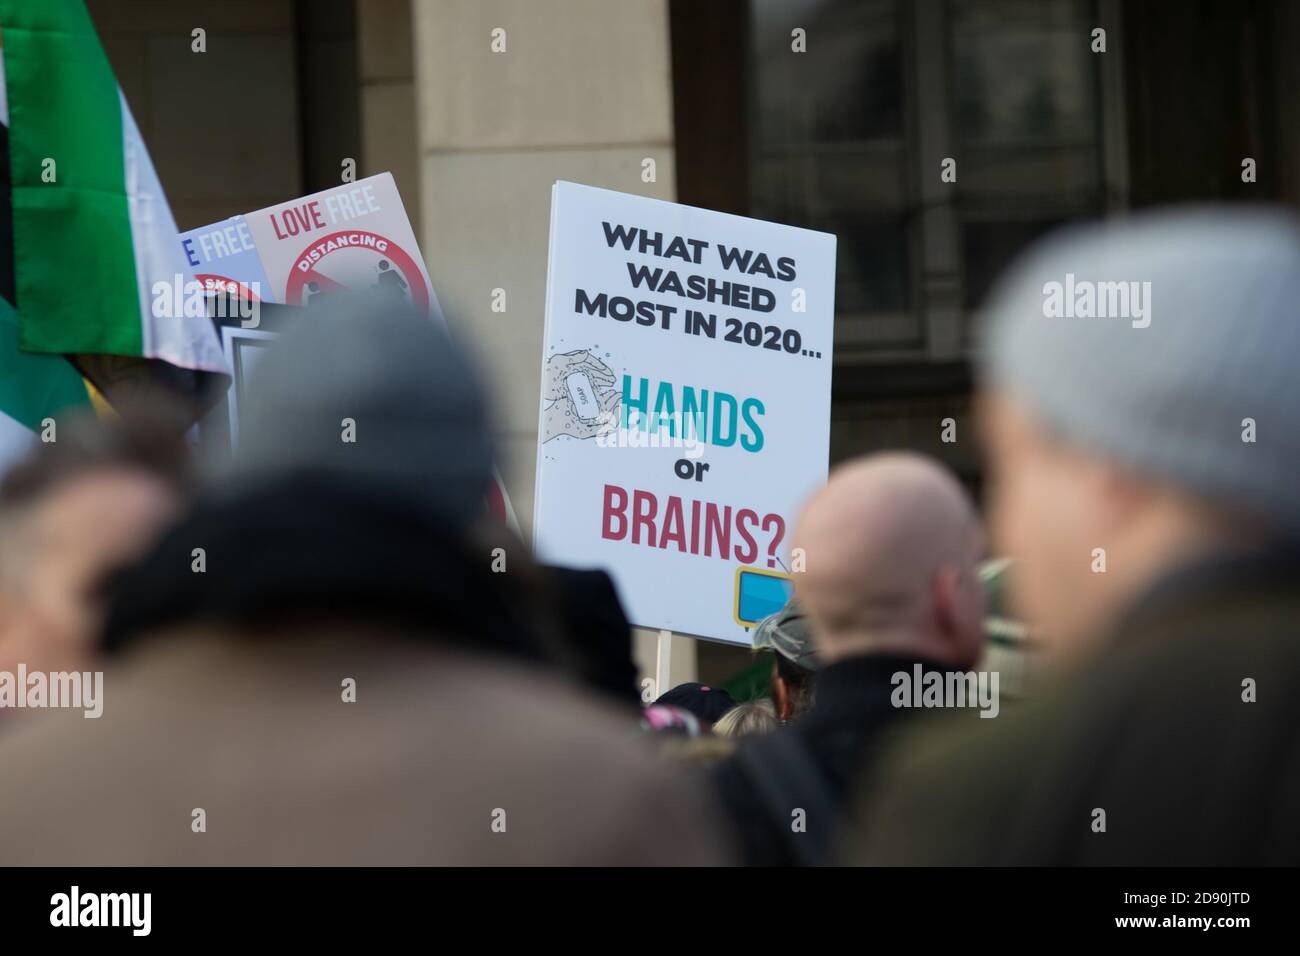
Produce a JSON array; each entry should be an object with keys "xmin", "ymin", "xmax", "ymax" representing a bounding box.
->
[
  {"xmin": 533, "ymin": 182, "xmax": 836, "ymax": 645},
  {"xmin": 180, "ymin": 174, "xmax": 443, "ymax": 434},
  {"xmin": 241, "ymin": 172, "xmax": 437, "ymax": 313},
  {"xmin": 178, "ymin": 215, "xmax": 274, "ymax": 303},
  {"xmin": 179, "ymin": 175, "xmax": 516, "ymax": 528}
]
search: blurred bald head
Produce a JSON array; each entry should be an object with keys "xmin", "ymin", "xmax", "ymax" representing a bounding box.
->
[{"xmin": 794, "ymin": 453, "xmax": 985, "ymax": 667}]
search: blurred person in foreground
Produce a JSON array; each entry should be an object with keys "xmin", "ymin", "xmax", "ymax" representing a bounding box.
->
[
  {"xmin": 0, "ymin": 297, "xmax": 728, "ymax": 865},
  {"xmin": 851, "ymin": 207, "xmax": 1300, "ymax": 865},
  {"xmin": 0, "ymin": 411, "xmax": 189, "ymax": 684},
  {"xmin": 711, "ymin": 453, "xmax": 987, "ymax": 865},
  {"xmin": 547, "ymin": 565, "xmax": 639, "ymax": 706}
]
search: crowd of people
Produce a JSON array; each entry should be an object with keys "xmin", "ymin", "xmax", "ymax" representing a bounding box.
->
[{"xmin": 0, "ymin": 207, "xmax": 1296, "ymax": 865}]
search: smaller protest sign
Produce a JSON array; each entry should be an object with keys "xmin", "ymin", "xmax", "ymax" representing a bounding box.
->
[
  {"xmin": 178, "ymin": 216, "xmax": 274, "ymax": 303},
  {"xmin": 242, "ymin": 173, "xmax": 438, "ymax": 315},
  {"xmin": 180, "ymin": 174, "xmax": 514, "ymax": 529}
]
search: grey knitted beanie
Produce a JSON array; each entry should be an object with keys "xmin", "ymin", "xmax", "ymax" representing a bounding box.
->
[
  {"xmin": 232, "ymin": 292, "xmax": 495, "ymax": 528},
  {"xmin": 981, "ymin": 205, "xmax": 1300, "ymax": 532}
]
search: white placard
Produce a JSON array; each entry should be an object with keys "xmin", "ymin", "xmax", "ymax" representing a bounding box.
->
[
  {"xmin": 241, "ymin": 172, "xmax": 439, "ymax": 315},
  {"xmin": 533, "ymin": 182, "xmax": 836, "ymax": 645}
]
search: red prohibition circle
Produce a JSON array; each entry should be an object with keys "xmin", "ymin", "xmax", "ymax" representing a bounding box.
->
[{"xmin": 284, "ymin": 230, "xmax": 429, "ymax": 311}]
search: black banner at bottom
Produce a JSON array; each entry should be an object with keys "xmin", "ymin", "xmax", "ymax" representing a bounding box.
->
[{"xmin": 0, "ymin": 866, "xmax": 1284, "ymax": 941}]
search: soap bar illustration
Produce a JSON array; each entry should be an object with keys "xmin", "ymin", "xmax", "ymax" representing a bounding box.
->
[
  {"xmin": 541, "ymin": 348, "xmax": 620, "ymax": 443},
  {"xmin": 566, "ymin": 371, "xmax": 602, "ymax": 422}
]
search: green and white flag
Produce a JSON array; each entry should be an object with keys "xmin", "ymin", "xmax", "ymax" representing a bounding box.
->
[{"xmin": 0, "ymin": 0, "xmax": 227, "ymax": 463}]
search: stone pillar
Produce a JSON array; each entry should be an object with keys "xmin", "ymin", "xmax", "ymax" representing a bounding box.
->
[{"xmin": 357, "ymin": 0, "xmax": 421, "ymax": 215}]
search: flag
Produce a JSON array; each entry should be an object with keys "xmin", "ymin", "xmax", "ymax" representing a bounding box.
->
[
  {"xmin": 0, "ymin": 23, "xmax": 93, "ymax": 464},
  {"xmin": 0, "ymin": 0, "xmax": 227, "ymax": 466}
]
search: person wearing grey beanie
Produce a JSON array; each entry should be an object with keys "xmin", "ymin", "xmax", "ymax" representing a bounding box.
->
[
  {"xmin": 848, "ymin": 206, "xmax": 1300, "ymax": 866},
  {"xmin": 977, "ymin": 205, "xmax": 1300, "ymax": 656},
  {"xmin": 231, "ymin": 292, "xmax": 497, "ymax": 527}
]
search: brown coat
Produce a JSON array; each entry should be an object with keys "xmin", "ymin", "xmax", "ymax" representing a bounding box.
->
[
  {"xmin": 0, "ymin": 627, "xmax": 728, "ymax": 865},
  {"xmin": 848, "ymin": 549, "xmax": 1300, "ymax": 865}
]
